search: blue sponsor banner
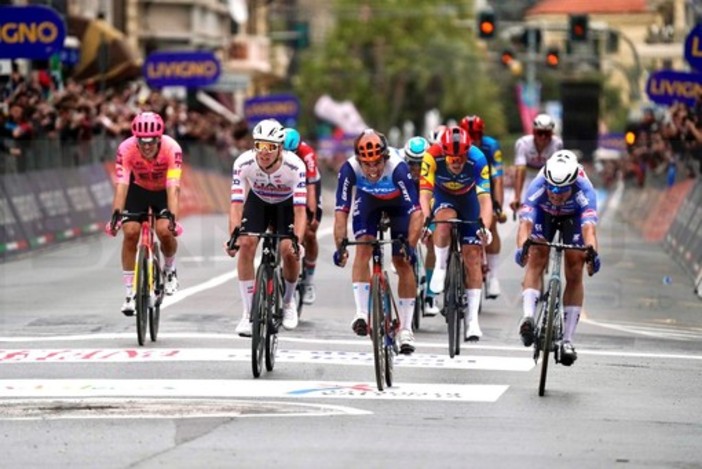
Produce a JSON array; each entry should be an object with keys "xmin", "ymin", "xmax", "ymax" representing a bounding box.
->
[
  {"xmin": 684, "ymin": 23, "xmax": 702, "ymax": 72},
  {"xmin": 598, "ymin": 132, "xmax": 626, "ymax": 152},
  {"xmin": 646, "ymin": 69, "xmax": 702, "ymax": 107},
  {"xmin": 244, "ymin": 94, "xmax": 300, "ymax": 128},
  {"xmin": 0, "ymin": 6, "xmax": 66, "ymax": 59},
  {"xmin": 144, "ymin": 51, "xmax": 221, "ymax": 88}
]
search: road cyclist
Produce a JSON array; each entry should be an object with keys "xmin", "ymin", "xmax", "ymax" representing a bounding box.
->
[
  {"xmin": 226, "ymin": 118, "xmax": 307, "ymax": 337},
  {"xmin": 333, "ymin": 128, "xmax": 422, "ymax": 354},
  {"xmin": 460, "ymin": 114, "xmax": 506, "ymax": 300},
  {"xmin": 283, "ymin": 127, "xmax": 323, "ymax": 308},
  {"xmin": 514, "ymin": 149, "xmax": 601, "ymax": 366},
  {"xmin": 420, "ymin": 125, "xmax": 493, "ymax": 341},
  {"xmin": 105, "ymin": 111, "xmax": 183, "ymax": 316}
]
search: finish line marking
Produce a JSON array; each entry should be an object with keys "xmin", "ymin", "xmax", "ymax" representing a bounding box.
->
[
  {"xmin": 0, "ymin": 348, "xmax": 535, "ymax": 371},
  {"xmin": 0, "ymin": 379, "xmax": 508, "ymax": 402}
]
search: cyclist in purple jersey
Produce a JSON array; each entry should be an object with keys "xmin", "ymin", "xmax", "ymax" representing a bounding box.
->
[{"xmin": 514, "ymin": 150, "xmax": 601, "ymax": 366}]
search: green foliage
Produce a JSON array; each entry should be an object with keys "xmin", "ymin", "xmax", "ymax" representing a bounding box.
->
[{"xmin": 292, "ymin": 0, "xmax": 506, "ymax": 138}]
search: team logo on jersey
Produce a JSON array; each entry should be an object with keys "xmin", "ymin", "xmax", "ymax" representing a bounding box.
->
[{"xmin": 480, "ymin": 165, "xmax": 489, "ymax": 180}]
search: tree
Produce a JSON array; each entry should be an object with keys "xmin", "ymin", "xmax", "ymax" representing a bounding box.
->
[{"xmin": 292, "ymin": 0, "xmax": 506, "ymax": 137}]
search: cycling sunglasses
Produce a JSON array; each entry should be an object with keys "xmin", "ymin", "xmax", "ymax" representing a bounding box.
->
[
  {"xmin": 547, "ymin": 184, "xmax": 572, "ymax": 194},
  {"xmin": 534, "ymin": 130, "xmax": 552, "ymax": 137},
  {"xmin": 137, "ymin": 137, "xmax": 159, "ymax": 145},
  {"xmin": 254, "ymin": 141, "xmax": 280, "ymax": 152},
  {"xmin": 445, "ymin": 155, "xmax": 465, "ymax": 164}
]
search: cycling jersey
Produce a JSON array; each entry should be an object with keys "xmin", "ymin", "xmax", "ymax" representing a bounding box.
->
[
  {"xmin": 420, "ymin": 144, "xmax": 491, "ymax": 196},
  {"xmin": 519, "ymin": 167, "xmax": 598, "ymax": 245},
  {"xmin": 475, "ymin": 135, "xmax": 504, "ymax": 178},
  {"xmin": 115, "ymin": 135, "xmax": 183, "ymax": 191},
  {"xmin": 514, "ymin": 134, "xmax": 564, "ymax": 170},
  {"xmin": 231, "ymin": 149, "xmax": 307, "ymax": 206},
  {"xmin": 295, "ymin": 141, "xmax": 321, "ymax": 184},
  {"xmin": 335, "ymin": 148, "xmax": 418, "ymax": 212}
]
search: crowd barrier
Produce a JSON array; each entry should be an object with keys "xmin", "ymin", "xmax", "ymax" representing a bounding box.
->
[
  {"xmin": 663, "ymin": 179, "xmax": 702, "ymax": 282},
  {"xmin": 0, "ymin": 162, "xmax": 231, "ymax": 261}
]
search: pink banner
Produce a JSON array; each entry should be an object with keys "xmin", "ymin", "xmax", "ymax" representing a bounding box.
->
[{"xmin": 516, "ymin": 82, "xmax": 541, "ymax": 134}]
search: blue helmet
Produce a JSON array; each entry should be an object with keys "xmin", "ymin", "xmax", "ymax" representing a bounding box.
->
[
  {"xmin": 284, "ymin": 128, "xmax": 301, "ymax": 152},
  {"xmin": 403, "ymin": 136, "xmax": 429, "ymax": 163}
]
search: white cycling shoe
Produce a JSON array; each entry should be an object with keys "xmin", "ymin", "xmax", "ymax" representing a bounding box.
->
[
  {"xmin": 282, "ymin": 301, "xmax": 298, "ymax": 330},
  {"xmin": 429, "ymin": 267, "xmax": 446, "ymax": 294},
  {"xmin": 236, "ymin": 316, "xmax": 252, "ymax": 337},
  {"xmin": 302, "ymin": 284, "xmax": 316, "ymax": 305},
  {"xmin": 486, "ymin": 277, "xmax": 501, "ymax": 299},
  {"xmin": 121, "ymin": 296, "xmax": 135, "ymax": 317},
  {"xmin": 165, "ymin": 270, "xmax": 179, "ymax": 295}
]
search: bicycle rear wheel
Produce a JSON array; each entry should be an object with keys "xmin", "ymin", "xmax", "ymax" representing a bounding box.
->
[
  {"xmin": 265, "ymin": 271, "xmax": 282, "ymax": 372},
  {"xmin": 538, "ymin": 278, "xmax": 560, "ymax": 396},
  {"xmin": 251, "ymin": 267, "xmax": 268, "ymax": 378},
  {"xmin": 384, "ymin": 287, "xmax": 397, "ymax": 388},
  {"xmin": 412, "ymin": 260, "xmax": 423, "ymax": 331},
  {"xmin": 446, "ymin": 252, "xmax": 462, "ymax": 358},
  {"xmin": 135, "ymin": 246, "xmax": 149, "ymax": 346},
  {"xmin": 371, "ymin": 275, "xmax": 386, "ymax": 391},
  {"xmin": 149, "ymin": 249, "xmax": 162, "ymax": 342},
  {"xmin": 295, "ymin": 268, "xmax": 306, "ymax": 318}
]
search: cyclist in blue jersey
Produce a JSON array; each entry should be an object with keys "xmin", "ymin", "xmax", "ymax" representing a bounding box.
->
[
  {"xmin": 403, "ymin": 136, "xmax": 440, "ymax": 316},
  {"xmin": 460, "ymin": 115, "xmax": 506, "ymax": 299},
  {"xmin": 334, "ymin": 129, "xmax": 423, "ymax": 354},
  {"xmin": 514, "ymin": 150, "xmax": 601, "ymax": 366},
  {"xmin": 420, "ymin": 126, "xmax": 493, "ymax": 341}
]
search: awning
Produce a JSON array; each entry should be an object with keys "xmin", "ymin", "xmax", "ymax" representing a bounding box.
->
[{"xmin": 68, "ymin": 16, "xmax": 142, "ymax": 85}]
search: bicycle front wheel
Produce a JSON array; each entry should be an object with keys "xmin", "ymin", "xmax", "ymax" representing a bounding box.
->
[
  {"xmin": 446, "ymin": 252, "xmax": 463, "ymax": 358},
  {"xmin": 135, "ymin": 246, "xmax": 149, "ymax": 346},
  {"xmin": 251, "ymin": 267, "xmax": 268, "ymax": 378},
  {"xmin": 384, "ymin": 287, "xmax": 397, "ymax": 388},
  {"xmin": 538, "ymin": 278, "xmax": 560, "ymax": 397},
  {"xmin": 149, "ymin": 252, "xmax": 162, "ymax": 342},
  {"xmin": 371, "ymin": 275, "xmax": 386, "ymax": 391},
  {"xmin": 265, "ymin": 271, "xmax": 282, "ymax": 372}
]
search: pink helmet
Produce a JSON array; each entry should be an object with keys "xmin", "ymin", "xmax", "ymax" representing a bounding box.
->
[{"xmin": 131, "ymin": 112, "xmax": 164, "ymax": 138}]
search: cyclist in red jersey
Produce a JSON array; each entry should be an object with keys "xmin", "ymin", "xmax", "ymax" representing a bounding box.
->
[
  {"xmin": 284, "ymin": 128, "xmax": 322, "ymax": 305},
  {"xmin": 105, "ymin": 112, "xmax": 183, "ymax": 316}
]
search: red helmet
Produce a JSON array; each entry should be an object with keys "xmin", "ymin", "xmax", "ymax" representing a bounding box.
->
[
  {"xmin": 131, "ymin": 112, "xmax": 164, "ymax": 138},
  {"xmin": 460, "ymin": 115, "xmax": 485, "ymax": 140},
  {"xmin": 439, "ymin": 126, "xmax": 471, "ymax": 158},
  {"xmin": 354, "ymin": 129, "xmax": 389, "ymax": 163}
]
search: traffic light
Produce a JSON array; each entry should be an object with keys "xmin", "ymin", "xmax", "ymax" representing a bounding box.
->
[
  {"xmin": 569, "ymin": 14, "xmax": 589, "ymax": 42},
  {"xmin": 500, "ymin": 49, "xmax": 515, "ymax": 67},
  {"xmin": 477, "ymin": 10, "xmax": 496, "ymax": 39},
  {"xmin": 545, "ymin": 47, "xmax": 560, "ymax": 68}
]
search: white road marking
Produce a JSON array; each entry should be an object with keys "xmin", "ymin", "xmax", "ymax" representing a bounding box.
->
[
  {"xmin": 581, "ymin": 317, "xmax": 702, "ymax": 341},
  {"xmin": 0, "ymin": 348, "xmax": 535, "ymax": 371},
  {"xmin": 0, "ymin": 379, "xmax": 508, "ymax": 402},
  {"xmin": 0, "ymin": 398, "xmax": 371, "ymax": 421},
  {"xmin": 0, "ymin": 333, "xmax": 700, "ymax": 361}
]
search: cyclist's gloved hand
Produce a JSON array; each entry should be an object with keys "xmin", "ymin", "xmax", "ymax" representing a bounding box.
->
[
  {"xmin": 591, "ymin": 253, "xmax": 601, "ymax": 273},
  {"xmin": 477, "ymin": 228, "xmax": 493, "ymax": 246},
  {"xmin": 104, "ymin": 210, "xmax": 122, "ymax": 236},
  {"xmin": 333, "ymin": 249, "xmax": 348, "ymax": 268},
  {"xmin": 403, "ymin": 245, "xmax": 417, "ymax": 265},
  {"xmin": 159, "ymin": 209, "xmax": 176, "ymax": 231},
  {"xmin": 173, "ymin": 222, "xmax": 184, "ymax": 237},
  {"xmin": 514, "ymin": 246, "xmax": 526, "ymax": 267}
]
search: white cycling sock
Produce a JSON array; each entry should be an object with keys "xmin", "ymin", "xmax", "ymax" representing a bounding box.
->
[
  {"xmin": 123, "ymin": 271, "xmax": 134, "ymax": 297},
  {"xmin": 398, "ymin": 298, "xmax": 415, "ymax": 331},
  {"xmin": 164, "ymin": 256, "xmax": 176, "ymax": 271},
  {"xmin": 563, "ymin": 306, "xmax": 581, "ymax": 343},
  {"xmin": 466, "ymin": 289, "xmax": 481, "ymax": 323},
  {"xmin": 522, "ymin": 288, "xmax": 540, "ymax": 318},
  {"xmin": 487, "ymin": 254, "xmax": 499, "ymax": 280},
  {"xmin": 353, "ymin": 282, "xmax": 370, "ymax": 316},
  {"xmin": 284, "ymin": 279, "xmax": 297, "ymax": 304},
  {"xmin": 239, "ymin": 279, "xmax": 255, "ymax": 317},
  {"xmin": 434, "ymin": 245, "xmax": 449, "ymax": 270}
]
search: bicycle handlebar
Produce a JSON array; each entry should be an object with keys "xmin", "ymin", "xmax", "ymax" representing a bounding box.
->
[{"xmin": 227, "ymin": 228, "xmax": 300, "ymax": 256}]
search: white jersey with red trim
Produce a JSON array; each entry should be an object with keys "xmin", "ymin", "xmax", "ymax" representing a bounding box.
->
[
  {"xmin": 230, "ymin": 149, "xmax": 307, "ymax": 206},
  {"xmin": 514, "ymin": 134, "xmax": 564, "ymax": 170}
]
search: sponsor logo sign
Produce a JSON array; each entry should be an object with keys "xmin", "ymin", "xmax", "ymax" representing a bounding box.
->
[
  {"xmin": 0, "ymin": 6, "xmax": 66, "ymax": 59},
  {"xmin": 144, "ymin": 51, "xmax": 221, "ymax": 88}
]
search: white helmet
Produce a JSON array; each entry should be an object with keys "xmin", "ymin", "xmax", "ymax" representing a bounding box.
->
[
  {"xmin": 533, "ymin": 113, "xmax": 555, "ymax": 131},
  {"xmin": 252, "ymin": 119, "xmax": 286, "ymax": 143},
  {"xmin": 427, "ymin": 125, "xmax": 447, "ymax": 144},
  {"xmin": 544, "ymin": 150, "xmax": 579, "ymax": 187}
]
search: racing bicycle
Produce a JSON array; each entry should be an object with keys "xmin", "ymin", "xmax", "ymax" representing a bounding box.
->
[
  {"xmin": 228, "ymin": 228, "xmax": 300, "ymax": 378},
  {"xmin": 523, "ymin": 234, "xmax": 595, "ymax": 396},
  {"xmin": 338, "ymin": 218, "xmax": 405, "ymax": 391}
]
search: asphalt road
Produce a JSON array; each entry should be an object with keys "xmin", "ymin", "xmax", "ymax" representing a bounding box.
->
[{"xmin": 1, "ymin": 184, "xmax": 701, "ymax": 468}]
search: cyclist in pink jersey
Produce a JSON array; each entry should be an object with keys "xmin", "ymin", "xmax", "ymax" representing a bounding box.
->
[{"xmin": 105, "ymin": 111, "xmax": 183, "ymax": 316}]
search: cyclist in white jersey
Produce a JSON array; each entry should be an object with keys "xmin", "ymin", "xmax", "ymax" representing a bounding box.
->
[
  {"xmin": 226, "ymin": 119, "xmax": 307, "ymax": 337},
  {"xmin": 510, "ymin": 114, "xmax": 563, "ymax": 216}
]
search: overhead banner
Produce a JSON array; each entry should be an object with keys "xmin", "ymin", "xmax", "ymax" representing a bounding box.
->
[
  {"xmin": 244, "ymin": 93, "xmax": 300, "ymax": 127},
  {"xmin": 144, "ymin": 51, "xmax": 221, "ymax": 88},
  {"xmin": 646, "ymin": 69, "xmax": 702, "ymax": 107},
  {"xmin": 0, "ymin": 6, "xmax": 66, "ymax": 59}
]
